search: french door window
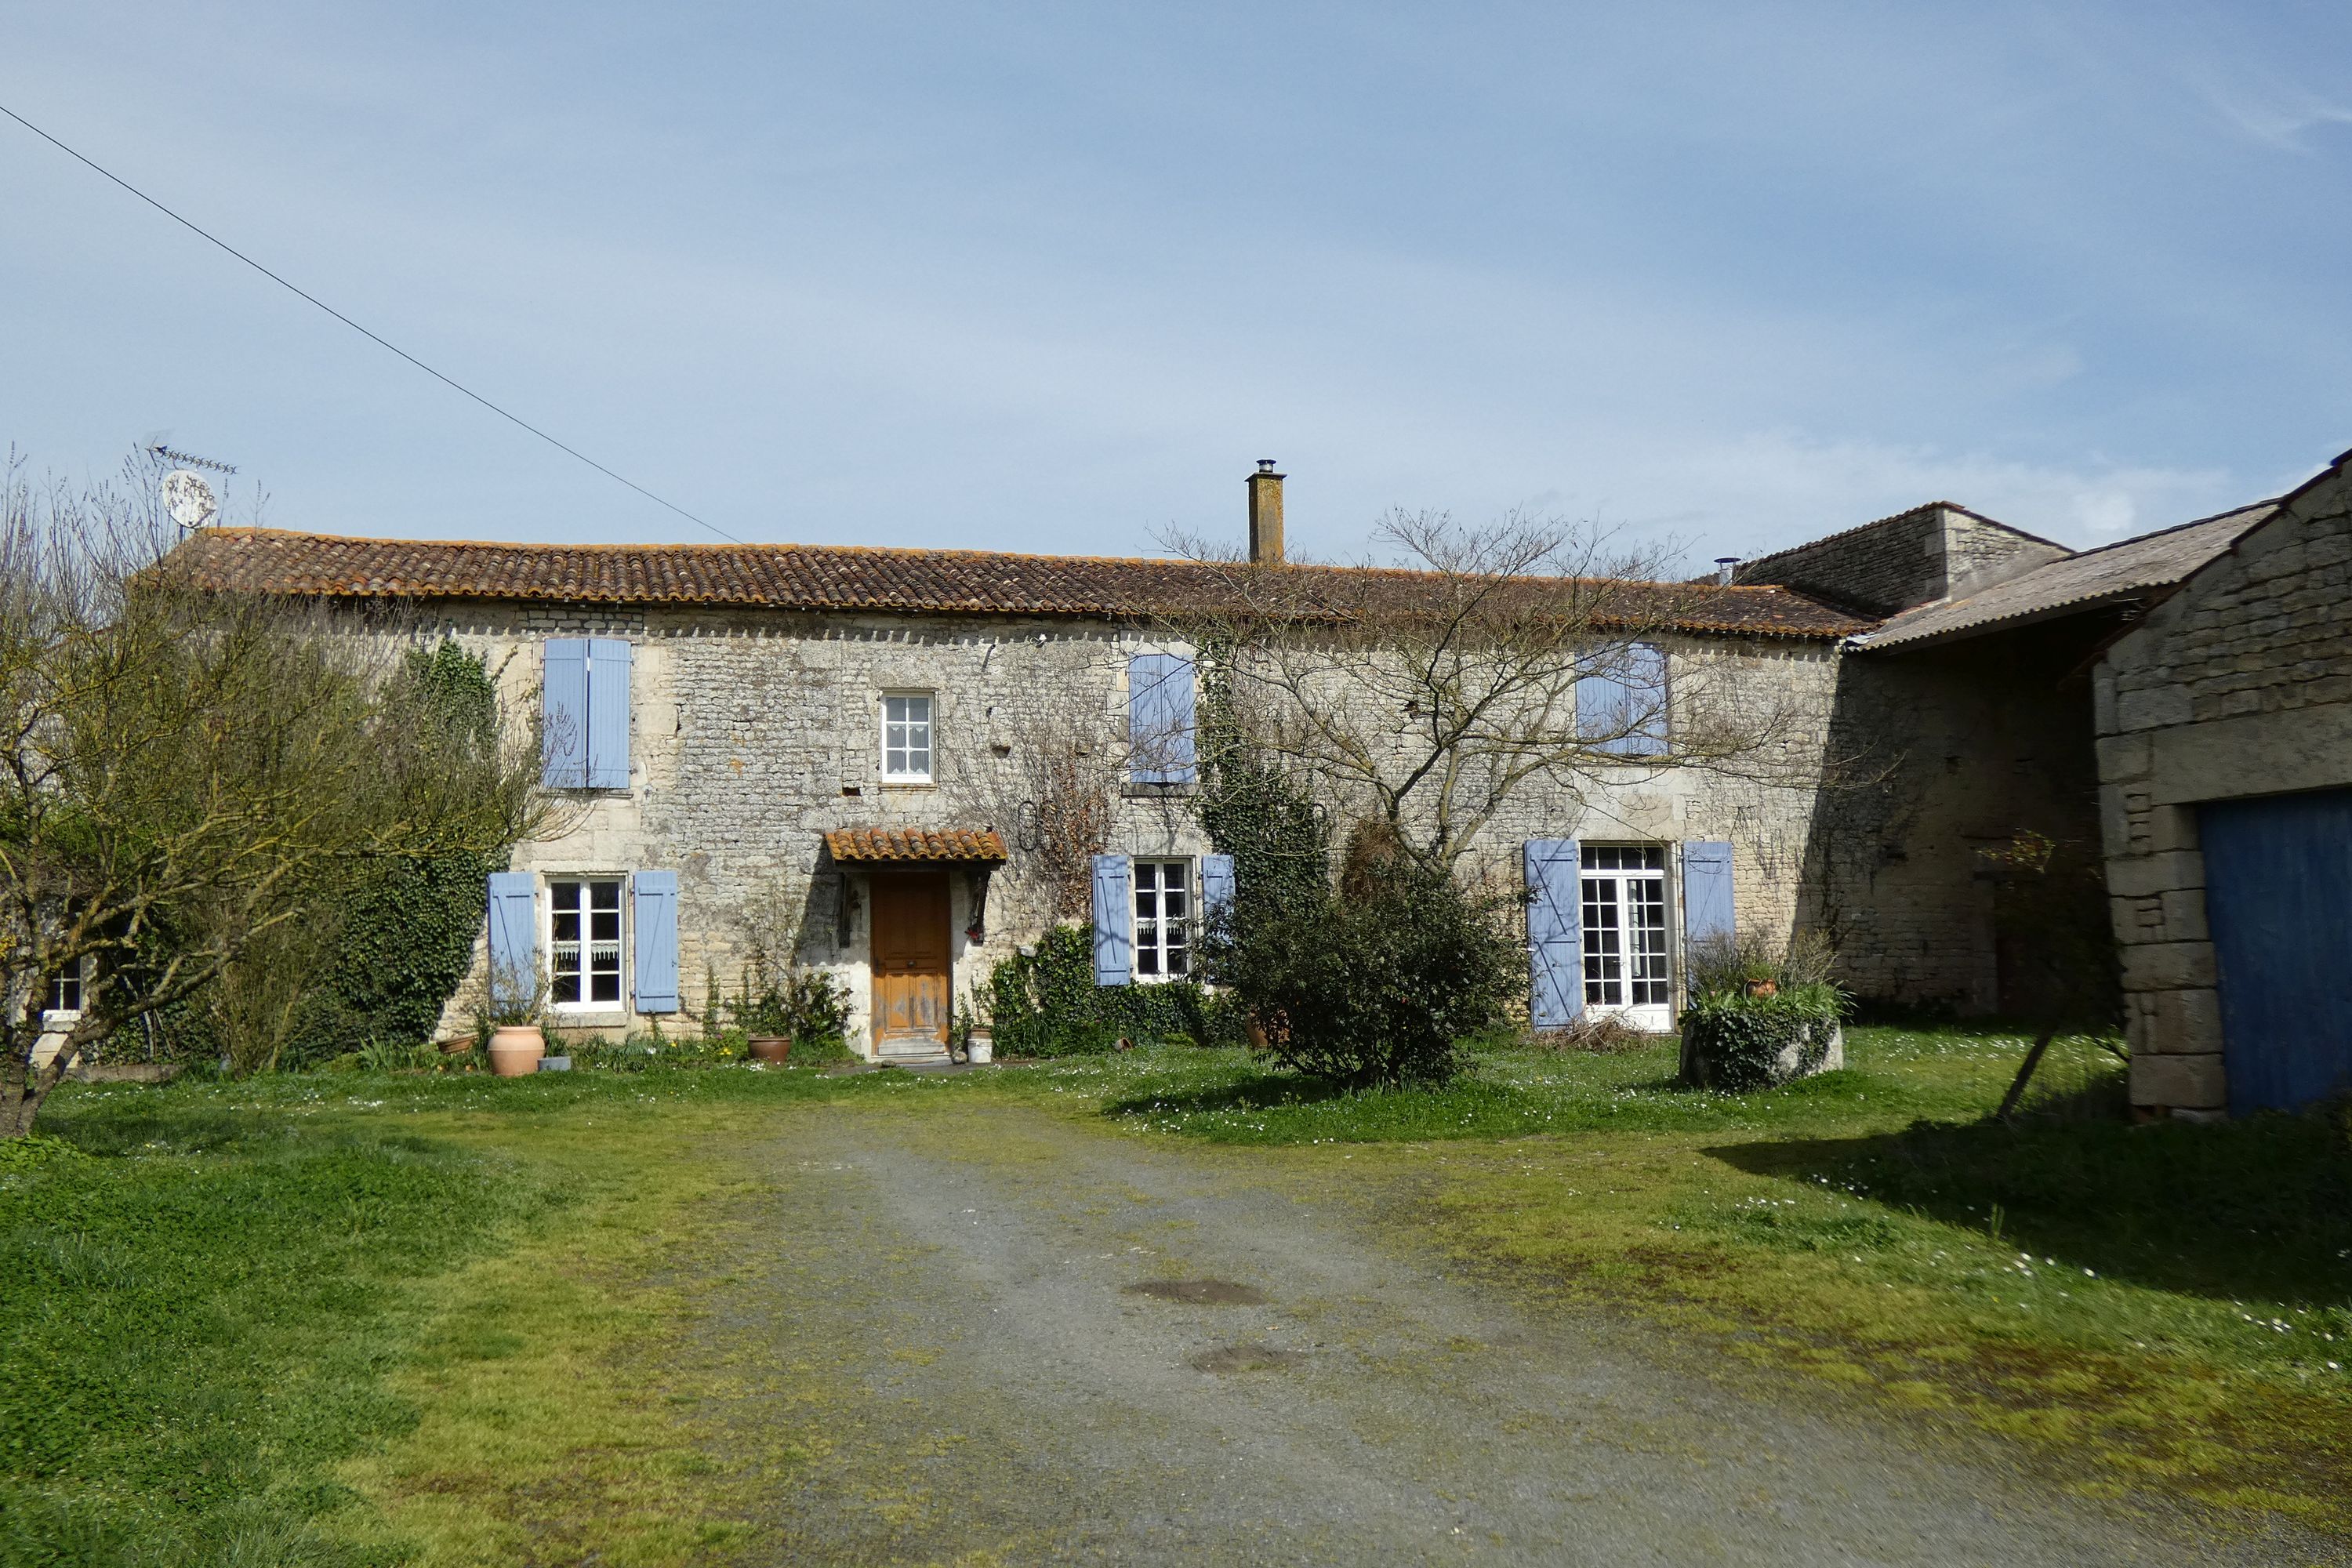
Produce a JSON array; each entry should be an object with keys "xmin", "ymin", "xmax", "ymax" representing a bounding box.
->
[
  {"xmin": 1134, "ymin": 860, "xmax": 1191, "ymax": 980},
  {"xmin": 549, "ymin": 878, "xmax": 625, "ymax": 1007},
  {"xmin": 1581, "ymin": 844, "xmax": 1671, "ymax": 1027},
  {"xmin": 882, "ymin": 693, "xmax": 934, "ymax": 782}
]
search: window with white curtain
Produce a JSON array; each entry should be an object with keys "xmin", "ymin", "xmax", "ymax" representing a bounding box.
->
[{"xmin": 882, "ymin": 692, "xmax": 935, "ymax": 783}]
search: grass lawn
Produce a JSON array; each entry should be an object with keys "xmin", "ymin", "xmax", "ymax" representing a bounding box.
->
[{"xmin": 5, "ymin": 1027, "xmax": 2347, "ymax": 1562}]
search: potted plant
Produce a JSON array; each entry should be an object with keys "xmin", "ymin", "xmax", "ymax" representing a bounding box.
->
[
  {"xmin": 729, "ymin": 965, "xmax": 855, "ymax": 1064},
  {"xmin": 731, "ymin": 973, "xmax": 794, "ymax": 1062},
  {"xmin": 1679, "ymin": 932, "xmax": 1844, "ymax": 1090},
  {"xmin": 485, "ymin": 966, "xmax": 547, "ymax": 1078}
]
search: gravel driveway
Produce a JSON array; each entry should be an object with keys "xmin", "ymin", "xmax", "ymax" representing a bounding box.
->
[{"xmin": 704, "ymin": 1101, "xmax": 2334, "ymax": 1566}]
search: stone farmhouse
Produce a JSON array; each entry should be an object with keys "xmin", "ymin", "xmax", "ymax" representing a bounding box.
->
[{"xmin": 171, "ymin": 449, "xmax": 2352, "ymax": 1119}]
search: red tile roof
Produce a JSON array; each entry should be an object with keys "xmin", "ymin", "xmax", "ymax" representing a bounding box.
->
[
  {"xmin": 166, "ymin": 528, "xmax": 1872, "ymax": 640},
  {"xmin": 824, "ymin": 827, "xmax": 1007, "ymax": 862}
]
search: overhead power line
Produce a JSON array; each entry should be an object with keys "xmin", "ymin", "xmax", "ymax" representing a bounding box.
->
[{"xmin": 0, "ymin": 101, "xmax": 742, "ymax": 543}]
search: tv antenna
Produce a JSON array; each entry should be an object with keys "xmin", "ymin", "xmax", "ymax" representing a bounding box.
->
[{"xmin": 146, "ymin": 442, "xmax": 238, "ymax": 476}]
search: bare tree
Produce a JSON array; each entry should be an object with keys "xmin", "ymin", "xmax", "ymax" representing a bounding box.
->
[
  {"xmin": 0, "ymin": 454, "xmax": 555, "ymax": 1134},
  {"xmin": 1161, "ymin": 508, "xmax": 1817, "ymax": 870},
  {"xmin": 982, "ymin": 680, "xmax": 1128, "ymax": 924}
]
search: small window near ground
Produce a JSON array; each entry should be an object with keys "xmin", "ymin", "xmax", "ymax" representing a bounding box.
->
[
  {"xmin": 1133, "ymin": 860, "xmax": 1191, "ymax": 980},
  {"xmin": 549, "ymin": 878, "xmax": 625, "ymax": 1007},
  {"xmin": 882, "ymin": 693, "xmax": 935, "ymax": 783},
  {"xmin": 45, "ymin": 960, "xmax": 83, "ymax": 1016},
  {"xmin": 1581, "ymin": 844, "xmax": 1671, "ymax": 1017}
]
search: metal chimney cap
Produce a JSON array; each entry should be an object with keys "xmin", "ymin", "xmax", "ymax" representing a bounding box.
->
[{"xmin": 1257, "ymin": 459, "xmax": 1279, "ymax": 473}]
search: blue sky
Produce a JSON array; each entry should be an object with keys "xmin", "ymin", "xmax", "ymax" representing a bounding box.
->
[{"xmin": 5, "ymin": 3, "xmax": 2349, "ymax": 568}]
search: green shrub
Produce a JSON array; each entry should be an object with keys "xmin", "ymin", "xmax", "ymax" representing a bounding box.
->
[
  {"xmin": 988, "ymin": 926, "xmax": 1243, "ymax": 1058},
  {"xmin": 729, "ymin": 967, "xmax": 855, "ymax": 1054},
  {"xmin": 1680, "ymin": 983, "xmax": 1844, "ymax": 1091},
  {"xmin": 1203, "ymin": 828, "xmax": 1523, "ymax": 1087}
]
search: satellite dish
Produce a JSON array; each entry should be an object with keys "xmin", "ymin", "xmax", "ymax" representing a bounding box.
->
[{"xmin": 163, "ymin": 470, "xmax": 218, "ymax": 530}]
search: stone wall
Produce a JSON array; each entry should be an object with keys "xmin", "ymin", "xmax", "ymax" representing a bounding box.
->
[
  {"xmin": 1739, "ymin": 505, "xmax": 2070, "ymax": 618},
  {"xmin": 423, "ymin": 602, "xmax": 1210, "ymax": 1050},
  {"xmin": 386, "ymin": 595, "xmax": 2042, "ymax": 1054},
  {"xmin": 2094, "ymin": 459, "xmax": 2352, "ymax": 1116},
  {"xmin": 1813, "ymin": 622, "xmax": 2106, "ymax": 1013}
]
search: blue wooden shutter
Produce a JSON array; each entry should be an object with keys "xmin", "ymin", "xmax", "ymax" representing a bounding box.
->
[
  {"xmin": 586, "ymin": 638, "xmax": 633, "ymax": 789},
  {"xmin": 542, "ymin": 640, "xmax": 590, "ymax": 787},
  {"xmin": 485, "ymin": 871, "xmax": 539, "ymax": 1011},
  {"xmin": 1526, "ymin": 839, "xmax": 1583, "ymax": 1029},
  {"xmin": 1163, "ymin": 657, "xmax": 1196, "ymax": 782},
  {"xmin": 1128, "ymin": 654, "xmax": 1196, "ymax": 784},
  {"xmin": 1200, "ymin": 853, "xmax": 1236, "ymax": 927},
  {"xmin": 1682, "ymin": 840, "xmax": 1735, "ymax": 958},
  {"xmin": 632, "ymin": 869, "xmax": 680, "ymax": 1013},
  {"xmin": 1092, "ymin": 854, "xmax": 1133, "ymax": 985}
]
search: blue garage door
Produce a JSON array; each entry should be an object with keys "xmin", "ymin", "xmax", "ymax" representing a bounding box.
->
[{"xmin": 2201, "ymin": 787, "xmax": 2352, "ymax": 1114}]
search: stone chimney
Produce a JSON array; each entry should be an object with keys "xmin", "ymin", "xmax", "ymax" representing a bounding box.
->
[{"xmin": 1247, "ymin": 459, "xmax": 1285, "ymax": 564}]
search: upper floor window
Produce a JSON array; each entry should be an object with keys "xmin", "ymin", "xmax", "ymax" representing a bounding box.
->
[
  {"xmin": 882, "ymin": 693, "xmax": 934, "ymax": 783},
  {"xmin": 547, "ymin": 877, "xmax": 625, "ymax": 1008},
  {"xmin": 543, "ymin": 637, "xmax": 633, "ymax": 789},
  {"xmin": 1577, "ymin": 641, "xmax": 1669, "ymax": 757},
  {"xmin": 1127, "ymin": 653, "xmax": 1197, "ymax": 786},
  {"xmin": 45, "ymin": 960, "xmax": 84, "ymax": 1017}
]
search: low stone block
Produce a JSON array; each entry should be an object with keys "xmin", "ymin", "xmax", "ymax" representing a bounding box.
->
[
  {"xmin": 2096, "ymin": 732, "xmax": 2154, "ymax": 781},
  {"xmin": 2140, "ymin": 987, "xmax": 2223, "ymax": 1054},
  {"xmin": 2121, "ymin": 940, "xmax": 2219, "ymax": 992},
  {"xmin": 2131, "ymin": 1051, "xmax": 2225, "ymax": 1111},
  {"xmin": 2106, "ymin": 851, "xmax": 2205, "ymax": 898},
  {"xmin": 2158, "ymin": 887, "xmax": 2209, "ymax": 943}
]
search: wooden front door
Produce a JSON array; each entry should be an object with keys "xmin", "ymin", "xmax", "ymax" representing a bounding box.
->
[{"xmin": 870, "ymin": 873, "xmax": 951, "ymax": 1044}]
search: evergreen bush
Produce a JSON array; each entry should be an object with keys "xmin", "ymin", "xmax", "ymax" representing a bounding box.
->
[
  {"xmin": 277, "ymin": 642, "xmax": 523, "ymax": 1068},
  {"xmin": 987, "ymin": 925, "xmax": 1243, "ymax": 1058},
  {"xmin": 1203, "ymin": 825, "xmax": 1523, "ymax": 1087},
  {"xmin": 1679, "ymin": 985, "xmax": 1844, "ymax": 1091}
]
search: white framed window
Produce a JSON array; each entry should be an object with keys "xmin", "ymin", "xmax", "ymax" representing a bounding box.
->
[
  {"xmin": 882, "ymin": 692, "xmax": 935, "ymax": 783},
  {"xmin": 1134, "ymin": 860, "xmax": 1192, "ymax": 980},
  {"xmin": 548, "ymin": 877, "xmax": 626, "ymax": 1008},
  {"xmin": 44, "ymin": 959, "xmax": 85, "ymax": 1018},
  {"xmin": 1581, "ymin": 844, "xmax": 1671, "ymax": 1029}
]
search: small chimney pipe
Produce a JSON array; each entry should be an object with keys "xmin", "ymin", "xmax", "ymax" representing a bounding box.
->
[
  {"xmin": 1714, "ymin": 556, "xmax": 1740, "ymax": 586},
  {"xmin": 1247, "ymin": 459, "xmax": 1286, "ymax": 564}
]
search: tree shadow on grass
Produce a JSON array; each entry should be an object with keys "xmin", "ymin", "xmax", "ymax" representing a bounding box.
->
[
  {"xmin": 1101, "ymin": 1072, "xmax": 1374, "ymax": 1120},
  {"xmin": 1704, "ymin": 1105, "xmax": 2352, "ymax": 1306}
]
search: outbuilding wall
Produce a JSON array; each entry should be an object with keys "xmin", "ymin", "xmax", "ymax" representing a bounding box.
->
[{"xmin": 2094, "ymin": 459, "xmax": 2352, "ymax": 1115}]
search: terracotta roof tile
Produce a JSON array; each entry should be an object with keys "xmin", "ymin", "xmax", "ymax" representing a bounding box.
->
[
  {"xmin": 167, "ymin": 528, "xmax": 1873, "ymax": 641},
  {"xmin": 824, "ymin": 827, "xmax": 1007, "ymax": 862}
]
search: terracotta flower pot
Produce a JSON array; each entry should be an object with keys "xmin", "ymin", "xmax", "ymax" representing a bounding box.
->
[
  {"xmin": 748, "ymin": 1035, "xmax": 793, "ymax": 1063},
  {"xmin": 487, "ymin": 1025, "xmax": 545, "ymax": 1077}
]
